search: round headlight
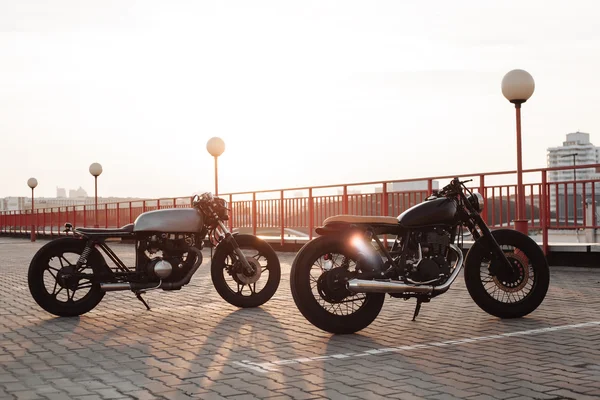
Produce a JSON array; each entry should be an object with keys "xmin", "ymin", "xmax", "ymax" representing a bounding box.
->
[{"xmin": 469, "ymin": 192, "xmax": 485, "ymax": 212}]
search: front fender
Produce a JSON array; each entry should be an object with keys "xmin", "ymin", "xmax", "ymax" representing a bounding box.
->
[{"xmin": 465, "ymin": 228, "xmax": 545, "ymax": 275}]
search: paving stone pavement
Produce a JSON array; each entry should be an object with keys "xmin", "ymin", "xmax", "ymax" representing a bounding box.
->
[{"xmin": 0, "ymin": 237, "xmax": 599, "ymax": 400}]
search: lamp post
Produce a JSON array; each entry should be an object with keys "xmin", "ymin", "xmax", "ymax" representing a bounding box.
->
[
  {"xmin": 502, "ymin": 69, "xmax": 535, "ymax": 235},
  {"xmin": 27, "ymin": 178, "xmax": 38, "ymax": 242},
  {"xmin": 206, "ymin": 137, "xmax": 225, "ymax": 196},
  {"xmin": 89, "ymin": 163, "xmax": 103, "ymax": 228},
  {"xmin": 561, "ymin": 153, "xmax": 579, "ymax": 222},
  {"xmin": 560, "ymin": 153, "xmax": 578, "ymax": 181}
]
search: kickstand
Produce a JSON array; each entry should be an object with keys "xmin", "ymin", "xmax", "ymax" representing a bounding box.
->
[
  {"xmin": 135, "ymin": 291, "xmax": 151, "ymax": 310},
  {"xmin": 412, "ymin": 298, "xmax": 423, "ymax": 321}
]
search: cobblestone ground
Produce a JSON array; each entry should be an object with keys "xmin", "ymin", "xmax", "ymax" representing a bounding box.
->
[{"xmin": 0, "ymin": 238, "xmax": 599, "ymax": 400}]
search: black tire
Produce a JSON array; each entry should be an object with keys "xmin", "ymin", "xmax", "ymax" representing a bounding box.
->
[
  {"xmin": 211, "ymin": 234, "xmax": 281, "ymax": 308},
  {"xmin": 290, "ymin": 235, "xmax": 385, "ymax": 334},
  {"xmin": 28, "ymin": 238, "xmax": 108, "ymax": 317},
  {"xmin": 464, "ymin": 229, "xmax": 550, "ymax": 318}
]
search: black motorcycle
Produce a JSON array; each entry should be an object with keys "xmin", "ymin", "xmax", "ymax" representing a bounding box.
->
[
  {"xmin": 290, "ymin": 178, "xmax": 550, "ymax": 334},
  {"xmin": 28, "ymin": 192, "xmax": 280, "ymax": 316}
]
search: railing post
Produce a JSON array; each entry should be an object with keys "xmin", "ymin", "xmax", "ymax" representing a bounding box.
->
[
  {"xmin": 343, "ymin": 186, "xmax": 348, "ymax": 214},
  {"xmin": 252, "ymin": 193, "xmax": 257, "ymax": 236},
  {"xmin": 280, "ymin": 190, "xmax": 285, "ymax": 247},
  {"xmin": 105, "ymin": 204, "xmax": 108, "ymax": 228},
  {"xmin": 173, "ymin": 198, "xmax": 176, "ymax": 209},
  {"xmin": 383, "ymin": 182, "xmax": 389, "ymax": 249},
  {"xmin": 117, "ymin": 203, "xmax": 121, "ymax": 228},
  {"xmin": 541, "ymin": 170, "xmax": 548, "ymax": 256},
  {"xmin": 427, "ymin": 179, "xmax": 433, "ymax": 196},
  {"xmin": 57, "ymin": 208, "xmax": 61, "ymax": 236},
  {"xmin": 309, "ymin": 188, "xmax": 314, "ymax": 240},
  {"xmin": 479, "ymin": 174, "xmax": 487, "ymax": 223},
  {"xmin": 143, "ymin": 200, "xmax": 147, "ymax": 213},
  {"xmin": 228, "ymin": 194, "xmax": 233, "ymax": 232},
  {"xmin": 83, "ymin": 205, "xmax": 87, "ymax": 227},
  {"xmin": 129, "ymin": 202, "xmax": 133, "ymax": 224}
]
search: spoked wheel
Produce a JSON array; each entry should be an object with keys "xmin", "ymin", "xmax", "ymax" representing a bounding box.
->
[
  {"xmin": 28, "ymin": 238, "xmax": 107, "ymax": 317},
  {"xmin": 211, "ymin": 234, "xmax": 281, "ymax": 308},
  {"xmin": 290, "ymin": 235, "xmax": 384, "ymax": 334},
  {"xmin": 464, "ymin": 229, "xmax": 550, "ymax": 318}
]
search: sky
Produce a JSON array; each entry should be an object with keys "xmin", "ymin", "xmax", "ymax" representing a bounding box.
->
[{"xmin": 1, "ymin": 0, "xmax": 599, "ymax": 199}]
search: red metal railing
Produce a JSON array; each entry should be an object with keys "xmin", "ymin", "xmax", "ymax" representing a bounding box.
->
[{"xmin": 3, "ymin": 164, "xmax": 600, "ymax": 254}]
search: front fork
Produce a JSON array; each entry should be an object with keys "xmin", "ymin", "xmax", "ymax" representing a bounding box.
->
[
  {"xmin": 216, "ymin": 220, "xmax": 254, "ymax": 274},
  {"xmin": 467, "ymin": 215, "xmax": 513, "ymax": 276}
]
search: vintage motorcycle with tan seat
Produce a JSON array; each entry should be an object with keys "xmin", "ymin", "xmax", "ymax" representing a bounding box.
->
[{"xmin": 290, "ymin": 178, "xmax": 549, "ymax": 334}]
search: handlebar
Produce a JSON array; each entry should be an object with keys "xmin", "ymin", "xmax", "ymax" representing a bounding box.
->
[{"xmin": 438, "ymin": 178, "xmax": 472, "ymax": 196}]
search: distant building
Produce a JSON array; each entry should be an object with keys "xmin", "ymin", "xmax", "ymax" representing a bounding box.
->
[
  {"xmin": 69, "ymin": 187, "xmax": 88, "ymax": 199},
  {"xmin": 374, "ymin": 180, "xmax": 439, "ymax": 193},
  {"xmin": 56, "ymin": 187, "xmax": 67, "ymax": 198},
  {"xmin": 0, "ymin": 197, "xmax": 25, "ymax": 211},
  {"xmin": 547, "ymin": 131, "xmax": 600, "ymax": 221}
]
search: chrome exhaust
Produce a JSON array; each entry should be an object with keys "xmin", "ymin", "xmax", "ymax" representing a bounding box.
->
[
  {"xmin": 348, "ymin": 279, "xmax": 433, "ymax": 294},
  {"xmin": 100, "ymin": 283, "xmax": 132, "ymax": 291},
  {"xmin": 347, "ymin": 244, "xmax": 464, "ymax": 296}
]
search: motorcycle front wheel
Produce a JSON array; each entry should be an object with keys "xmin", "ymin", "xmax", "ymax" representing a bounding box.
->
[
  {"xmin": 464, "ymin": 229, "xmax": 550, "ymax": 318},
  {"xmin": 211, "ymin": 234, "xmax": 281, "ymax": 308},
  {"xmin": 290, "ymin": 235, "xmax": 385, "ymax": 334},
  {"xmin": 28, "ymin": 238, "xmax": 107, "ymax": 317}
]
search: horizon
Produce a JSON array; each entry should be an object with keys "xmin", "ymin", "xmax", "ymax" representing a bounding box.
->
[{"xmin": 2, "ymin": 1, "xmax": 599, "ymax": 199}]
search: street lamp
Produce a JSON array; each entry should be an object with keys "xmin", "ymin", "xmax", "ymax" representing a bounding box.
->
[
  {"xmin": 560, "ymin": 153, "xmax": 578, "ymax": 181},
  {"xmin": 206, "ymin": 137, "xmax": 225, "ymax": 196},
  {"xmin": 27, "ymin": 178, "xmax": 38, "ymax": 242},
  {"xmin": 89, "ymin": 162, "xmax": 103, "ymax": 228},
  {"xmin": 502, "ymin": 69, "xmax": 535, "ymax": 234}
]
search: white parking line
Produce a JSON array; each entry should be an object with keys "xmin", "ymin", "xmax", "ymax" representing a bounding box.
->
[{"xmin": 234, "ymin": 320, "xmax": 600, "ymax": 373}]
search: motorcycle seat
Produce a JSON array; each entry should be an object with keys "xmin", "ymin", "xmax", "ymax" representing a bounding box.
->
[
  {"xmin": 323, "ymin": 215, "xmax": 398, "ymax": 226},
  {"xmin": 75, "ymin": 223, "xmax": 135, "ymax": 236}
]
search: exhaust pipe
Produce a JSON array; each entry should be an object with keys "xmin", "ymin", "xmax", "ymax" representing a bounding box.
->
[
  {"xmin": 348, "ymin": 279, "xmax": 433, "ymax": 294},
  {"xmin": 100, "ymin": 247, "xmax": 203, "ymax": 292},
  {"xmin": 101, "ymin": 283, "xmax": 134, "ymax": 291},
  {"xmin": 347, "ymin": 244, "xmax": 464, "ymax": 296}
]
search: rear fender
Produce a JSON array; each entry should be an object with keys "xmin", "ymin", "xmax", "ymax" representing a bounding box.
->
[
  {"xmin": 32, "ymin": 237, "xmax": 113, "ymax": 281},
  {"xmin": 315, "ymin": 222, "xmax": 355, "ymax": 236},
  {"xmin": 298, "ymin": 232, "xmax": 384, "ymax": 277}
]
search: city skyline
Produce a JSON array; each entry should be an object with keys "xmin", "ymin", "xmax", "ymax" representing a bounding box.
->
[
  {"xmin": 1, "ymin": 1, "xmax": 599, "ymax": 198},
  {"xmin": 2, "ymin": 129, "xmax": 599, "ymax": 202}
]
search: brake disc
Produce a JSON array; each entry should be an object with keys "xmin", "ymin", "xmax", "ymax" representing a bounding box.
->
[
  {"xmin": 234, "ymin": 257, "xmax": 262, "ymax": 285},
  {"xmin": 492, "ymin": 251, "xmax": 530, "ymax": 293}
]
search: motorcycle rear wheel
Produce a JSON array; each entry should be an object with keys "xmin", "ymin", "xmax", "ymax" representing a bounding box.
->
[
  {"xmin": 28, "ymin": 238, "xmax": 107, "ymax": 317},
  {"xmin": 290, "ymin": 235, "xmax": 385, "ymax": 334},
  {"xmin": 211, "ymin": 234, "xmax": 281, "ymax": 308},
  {"xmin": 464, "ymin": 229, "xmax": 550, "ymax": 318}
]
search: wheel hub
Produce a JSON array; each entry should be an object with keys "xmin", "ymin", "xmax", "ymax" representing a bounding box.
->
[
  {"xmin": 56, "ymin": 266, "xmax": 80, "ymax": 290},
  {"xmin": 317, "ymin": 268, "xmax": 352, "ymax": 303},
  {"xmin": 234, "ymin": 257, "xmax": 262, "ymax": 285},
  {"xmin": 492, "ymin": 251, "xmax": 529, "ymax": 292}
]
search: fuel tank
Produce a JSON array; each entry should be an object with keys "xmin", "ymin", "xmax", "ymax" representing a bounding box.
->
[
  {"xmin": 397, "ymin": 198, "xmax": 457, "ymax": 228},
  {"xmin": 134, "ymin": 208, "xmax": 204, "ymax": 233}
]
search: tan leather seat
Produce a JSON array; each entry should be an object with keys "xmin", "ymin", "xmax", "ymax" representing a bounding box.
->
[{"xmin": 323, "ymin": 215, "xmax": 398, "ymax": 225}]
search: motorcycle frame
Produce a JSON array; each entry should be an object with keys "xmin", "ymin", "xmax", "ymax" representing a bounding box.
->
[
  {"xmin": 63, "ymin": 209, "xmax": 251, "ymax": 292},
  {"xmin": 344, "ymin": 178, "xmax": 513, "ymax": 282}
]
